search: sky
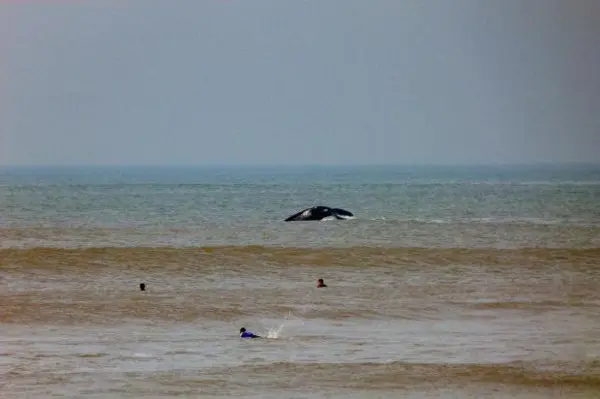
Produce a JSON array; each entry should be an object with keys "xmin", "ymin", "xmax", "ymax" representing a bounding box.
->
[{"xmin": 1, "ymin": 0, "xmax": 599, "ymax": 166}]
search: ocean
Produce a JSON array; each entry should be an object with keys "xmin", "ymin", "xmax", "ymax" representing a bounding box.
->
[{"xmin": 1, "ymin": 165, "xmax": 599, "ymax": 398}]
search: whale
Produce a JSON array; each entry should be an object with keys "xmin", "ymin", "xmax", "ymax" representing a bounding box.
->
[{"xmin": 284, "ymin": 206, "xmax": 354, "ymax": 221}]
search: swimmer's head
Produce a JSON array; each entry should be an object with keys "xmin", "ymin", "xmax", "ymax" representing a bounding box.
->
[{"xmin": 240, "ymin": 327, "xmax": 246, "ymax": 333}]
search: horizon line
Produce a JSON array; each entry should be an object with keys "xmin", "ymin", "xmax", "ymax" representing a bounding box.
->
[{"xmin": 1, "ymin": 162, "xmax": 599, "ymax": 169}]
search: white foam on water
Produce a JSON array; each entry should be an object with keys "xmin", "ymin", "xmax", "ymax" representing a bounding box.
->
[
  {"xmin": 131, "ymin": 352, "xmax": 154, "ymax": 358},
  {"xmin": 321, "ymin": 215, "xmax": 355, "ymax": 221}
]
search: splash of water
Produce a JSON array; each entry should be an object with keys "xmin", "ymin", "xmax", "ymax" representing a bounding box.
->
[
  {"xmin": 266, "ymin": 324, "xmax": 285, "ymax": 339},
  {"xmin": 264, "ymin": 311, "xmax": 305, "ymax": 339},
  {"xmin": 262, "ymin": 290, "xmax": 321, "ymax": 339}
]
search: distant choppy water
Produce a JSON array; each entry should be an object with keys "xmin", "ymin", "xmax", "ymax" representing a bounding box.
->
[
  {"xmin": 1, "ymin": 165, "xmax": 599, "ymax": 248},
  {"xmin": 1, "ymin": 165, "xmax": 600, "ymax": 398}
]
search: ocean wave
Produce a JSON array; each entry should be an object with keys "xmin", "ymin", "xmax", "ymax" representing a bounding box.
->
[
  {"xmin": 0, "ymin": 294, "xmax": 422, "ymax": 324},
  {"xmin": 2, "ymin": 215, "xmax": 599, "ymax": 228},
  {"xmin": 4, "ymin": 288, "xmax": 598, "ymax": 325},
  {"xmin": 1, "ymin": 246, "xmax": 599, "ymax": 272},
  {"xmin": 364, "ymin": 216, "xmax": 600, "ymax": 227},
  {"xmin": 167, "ymin": 360, "xmax": 600, "ymax": 390}
]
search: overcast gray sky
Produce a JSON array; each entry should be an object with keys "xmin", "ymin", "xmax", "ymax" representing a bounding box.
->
[{"xmin": 1, "ymin": 0, "xmax": 598, "ymax": 166}]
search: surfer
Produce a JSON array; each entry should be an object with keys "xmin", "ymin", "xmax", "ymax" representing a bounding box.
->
[
  {"xmin": 317, "ymin": 278, "xmax": 327, "ymax": 288},
  {"xmin": 240, "ymin": 327, "xmax": 261, "ymax": 339}
]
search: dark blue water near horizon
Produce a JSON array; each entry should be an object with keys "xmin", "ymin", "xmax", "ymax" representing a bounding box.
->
[{"xmin": 1, "ymin": 164, "xmax": 599, "ymax": 186}]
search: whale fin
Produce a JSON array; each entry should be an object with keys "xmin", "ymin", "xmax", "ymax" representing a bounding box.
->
[
  {"xmin": 284, "ymin": 207, "xmax": 312, "ymax": 222},
  {"xmin": 332, "ymin": 208, "xmax": 354, "ymax": 218}
]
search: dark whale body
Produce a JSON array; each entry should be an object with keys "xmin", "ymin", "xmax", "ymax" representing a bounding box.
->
[{"xmin": 284, "ymin": 206, "xmax": 354, "ymax": 221}]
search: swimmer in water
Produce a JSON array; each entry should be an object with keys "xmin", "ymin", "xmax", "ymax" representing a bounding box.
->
[
  {"xmin": 317, "ymin": 278, "xmax": 327, "ymax": 288},
  {"xmin": 240, "ymin": 327, "xmax": 261, "ymax": 339}
]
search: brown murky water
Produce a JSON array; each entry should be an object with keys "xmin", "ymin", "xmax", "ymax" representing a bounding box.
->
[{"xmin": 2, "ymin": 246, "xmax": 599, "ymax": 398}]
